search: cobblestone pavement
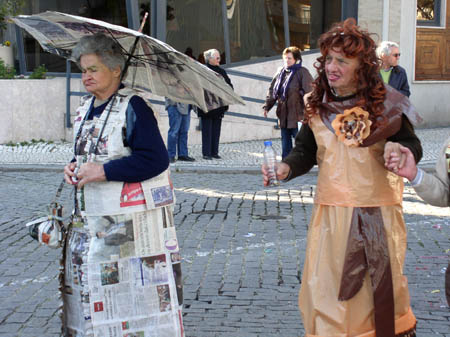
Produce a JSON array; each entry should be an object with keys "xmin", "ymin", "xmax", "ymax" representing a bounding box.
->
[
  {"xmin": 0, "ymin": 127, "xmax": 448, "ymax": 170},
  {"xmin": 0, "ymin": 170, "xmax": 449, "ymax": 337}
]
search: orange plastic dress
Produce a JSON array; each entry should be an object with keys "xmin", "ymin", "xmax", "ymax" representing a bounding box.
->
[{"xmin": 298, "ymin": 114, "xmax": 416, "ymax": 337}]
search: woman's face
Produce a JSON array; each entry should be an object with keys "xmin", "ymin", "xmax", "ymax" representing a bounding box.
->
[
  {"xmin": 80, "ymin": 53, "xmax": 121, "ymax": 99},
  {"xmin": 208, "ymin": 52, "xmax": 221, "ymax": 66},
  {"xmin": 283, "ymin": 52, "xmax": 296, "ymax": 67},
  {"xmin": 325, "ymin": 48, "xmax": 360, "ymax": 96}
]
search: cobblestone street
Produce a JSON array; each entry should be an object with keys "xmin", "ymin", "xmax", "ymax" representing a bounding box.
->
[{"xmin": 0, "ymin": 169, "xmax": 448, "ymax": 336}]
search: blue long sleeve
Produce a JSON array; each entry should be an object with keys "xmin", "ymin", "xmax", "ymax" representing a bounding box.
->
[{"xmin": 103, "ymin": 96, "xmax": 169, "ymax": 182}]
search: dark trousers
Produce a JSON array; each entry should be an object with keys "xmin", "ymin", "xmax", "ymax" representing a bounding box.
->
[
  {"xmin": 201, "ymin": 117, "xmax": 222, "ymax": 156},
  {"xmin": 280, "ymin": 127, "xmax": 298, "ymax": 159}
]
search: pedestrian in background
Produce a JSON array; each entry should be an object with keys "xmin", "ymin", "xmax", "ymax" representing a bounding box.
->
[
  {"xmin": 385, "ymin": 136, "xmax": 450, "ymax": 306},
  {"xmin": 262, "ymin": 19, "xmax": 422, "ymax": 336},
  {"xmin": 197, "ymin": 49, "xmax": 233, "ymax": 160},
  {"xmin": 197, "ymin": 53, "xmax": 205, "ymax": 64},
  {"xmin": 263, "ymin": 46, "xmax": 313, "ymax": 159},
  {"xmin": 165, "ymin": 98, "xmax": 195, "ymax": 163},
  {"xmin": 184, "ymin": 46, "xmax": 195, "ymax": 59},
  {"xmin": 377, "ymin": 41, "xmax": 411, "ymax": 97}
]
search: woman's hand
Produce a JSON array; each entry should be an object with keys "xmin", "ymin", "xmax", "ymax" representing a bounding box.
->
[
  {"xmin": 386, "ymin": 144, "xmax": 418, "ymax": 181},
  {"xmin": 76, "ymin": 163, "xmax": 106, "ymax": 188},
  {"xmin": 261, "ymin": 162, "xmax": 291, "ymax": 186},
  {"xmin": 384, "ymin": 141, "xmax": 407, "ymax": 173},
  {"xmin": 64, "ymin": 162, "xmax": 77, "ymax": 185},
  {"xmin": 263, "ymin": 109, "xmax": 268, "ymax": 118}
]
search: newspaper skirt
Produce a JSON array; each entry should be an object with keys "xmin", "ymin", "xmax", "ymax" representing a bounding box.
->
[
  {"xmin": 298, "ymin": 204, "xmax": 416, "ymax": 337},
  {"xmin": 61, "ymin": 206, "xmax": 184, "ymax": 337}
]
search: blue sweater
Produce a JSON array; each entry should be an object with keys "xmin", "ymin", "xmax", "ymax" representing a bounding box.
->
[{"xmin": 85, "ymin": 95, "xmax": 169, "ymax": 182}]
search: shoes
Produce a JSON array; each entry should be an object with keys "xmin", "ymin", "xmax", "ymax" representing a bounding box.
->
[
  {"xmin": 178, "ymin": 156, "xmax": 196, "ymax": 162},
  {"xmin": 203, "ymin": 155, "xmax": 212, "ymax": 160},
  {"xmin": 169, "ymin": 157, "xmax": 176, "ymax": 163},
  {"xmin": 212, "ymin": 155, "xmax": 221, "ymax": 159}
]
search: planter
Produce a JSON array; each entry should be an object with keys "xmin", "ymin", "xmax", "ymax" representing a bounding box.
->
[{"xmin": 0, "ymin": 45, "xmax": 13, "ymax": 67}]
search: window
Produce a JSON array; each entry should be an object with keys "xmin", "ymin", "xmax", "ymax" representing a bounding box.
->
[
  {"xmin": 166, "ymin": 0, "xmax": 225, "ymax": 64},
  {"xmin": 294, "ymin": 0, "xmax": 342, "ymax": 52},
  {"xmin": 20, "ymin": 0, "xmax": 128, "ymax": 73},
  {"xmin": 16, "ymin": 0, "xmax": 353, "ymax": 71},
  {"xmin": 225, "ymin": 0, "xmax": 343, "ymax": 63},
  {"xmin": 227, "ymin": 0, "xmax": 286, "ymax": 63},
  {"xmin": 417, "ymin": 0, "xmax": 442, "ymax": 26}
]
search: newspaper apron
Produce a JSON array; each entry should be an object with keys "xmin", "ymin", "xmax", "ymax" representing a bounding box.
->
[{"xmin": 62, "ymin": 89, "xmax": 184, "ymax": 337}]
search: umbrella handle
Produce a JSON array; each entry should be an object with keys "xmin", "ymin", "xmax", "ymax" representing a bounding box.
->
[{"xmin": 138, "ymin": 12, "xmax": 148, "ymax": 33}]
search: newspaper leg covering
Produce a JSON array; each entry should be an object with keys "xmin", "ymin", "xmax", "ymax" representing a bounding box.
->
[{"xmin": 61, "ymin": 209, "xmax": 184, "ymax": 337}]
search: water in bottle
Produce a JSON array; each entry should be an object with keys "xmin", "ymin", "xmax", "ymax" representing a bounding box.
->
[{"xmin": 263, "ymin": 140, "xmax": 280, "ymax": 186}]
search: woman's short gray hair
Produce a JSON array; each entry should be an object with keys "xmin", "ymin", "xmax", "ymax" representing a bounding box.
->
[
  {"xmin": 203, "ymin": 49, "xmax": 220, "ymax": 63},
  {"xmin": 376, "ymin": 41, "xmax": 399, "ymax": 58},
  {"xmin": 72, "ymin": 33, "xmax": 126, "ymax": 71}
]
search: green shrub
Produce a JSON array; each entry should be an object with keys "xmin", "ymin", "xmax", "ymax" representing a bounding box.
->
[
  {"xmin": 29, "ymin": 64, "xmax": 47, "ymax": 79},
  {"xmin": 0, "ymin": 0, "xmax": 25, "ymax": 30},
  {"xmin": 0, "ymin": 58, "xmax": 15, "ymax": 79}
]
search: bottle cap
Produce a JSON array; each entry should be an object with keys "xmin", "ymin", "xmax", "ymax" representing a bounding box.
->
[{"xmin": 264, "ymin": 140, "xmax": 272, "ymax": 146}]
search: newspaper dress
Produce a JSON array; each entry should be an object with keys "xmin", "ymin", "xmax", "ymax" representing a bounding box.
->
[{"xmin": 62, "ymin": 88, "xmax": 184, "ymax": 337}]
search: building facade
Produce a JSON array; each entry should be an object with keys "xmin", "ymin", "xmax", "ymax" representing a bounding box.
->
[{"xmin": 1, "ymin": 0, "xmax": 448, "ymax": 144}]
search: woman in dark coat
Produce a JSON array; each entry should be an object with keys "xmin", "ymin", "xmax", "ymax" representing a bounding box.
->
[
  {"xmin": 263, "ymin": 46, "xmax": 313, "ymax": 158},
  {"xmin": 197, "ymin": 49, "xmax": 233, "ymax": 160}
]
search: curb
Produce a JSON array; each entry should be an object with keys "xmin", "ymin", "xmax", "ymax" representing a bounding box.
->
[
  {"xmin": 169, "ymin": 165, "xmax": 319, "ymax": 175},
  {"xmin": 0, "ymin": 164, "xmax": 64, "ymax": 172},
  {"xmin": 0, "ymin": 163, "xmax": 436, "ymax": 175}
]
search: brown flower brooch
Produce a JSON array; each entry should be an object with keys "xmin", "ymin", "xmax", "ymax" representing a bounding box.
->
[{"xmin": 331, "ymin": 107, "xmax": 372, "ymax": 147}]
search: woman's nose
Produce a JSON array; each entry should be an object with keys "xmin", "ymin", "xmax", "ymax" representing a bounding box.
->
[{"xmin": 327, "ymin": 60, "xmax": 337, "ymax": 71}]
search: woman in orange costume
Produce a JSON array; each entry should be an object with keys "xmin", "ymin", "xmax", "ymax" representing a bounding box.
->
[{"xmin": 262, "ymin": 19, "xmax": 421, "ymax": 337}]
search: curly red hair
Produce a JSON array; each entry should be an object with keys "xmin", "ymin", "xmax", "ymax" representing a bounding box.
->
[{"xmin": 305, "ymin": 18, "xmax": 386, "ymax": 128}]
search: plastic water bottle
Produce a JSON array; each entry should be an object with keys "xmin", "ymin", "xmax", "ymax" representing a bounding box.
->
[{"xmin": 263, "ymin": 140, "xmax": 280, "ymax": 186}]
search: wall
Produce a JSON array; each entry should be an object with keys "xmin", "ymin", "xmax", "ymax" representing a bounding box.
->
[
  {"xmin": 0, "ymin": 54, "xmax": 318, "ymax": 145},
  {"xmin": 0, "ymin": 77, "xmax": 82, "ymax": 144}
]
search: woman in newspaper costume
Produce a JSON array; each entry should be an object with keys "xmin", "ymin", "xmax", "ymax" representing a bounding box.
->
[
  {"xmin": 63, "ymin": 34, "xmax": 184, "ymax": 337},
  {"xmin": 262, "ymin": 19, "xmax": 422, "ymax": 336}
]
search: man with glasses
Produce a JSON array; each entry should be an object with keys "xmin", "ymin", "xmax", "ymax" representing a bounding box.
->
[{"xmin": 377, "ymin": 41, "xmax": 411, "ymax": 97}]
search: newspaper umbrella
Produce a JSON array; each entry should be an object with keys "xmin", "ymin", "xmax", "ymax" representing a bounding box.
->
[{"xmin": 12, "ymin": 11, "xmax": 244, "ymax": 112}]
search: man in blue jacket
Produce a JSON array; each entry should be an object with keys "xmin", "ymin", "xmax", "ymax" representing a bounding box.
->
[{"xmin": 377, "ymin": 41, "xmax": 411, "ymax": 97}]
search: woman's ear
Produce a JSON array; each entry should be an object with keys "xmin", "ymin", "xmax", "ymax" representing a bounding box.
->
[{"xmin": 113, "ymin": 66, "xmax": 121, "ymax": 78}]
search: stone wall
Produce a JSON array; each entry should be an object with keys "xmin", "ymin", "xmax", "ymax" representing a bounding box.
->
[{"xmin": 0, "ymin": 77, "xmax": 82, "ymax": 144}]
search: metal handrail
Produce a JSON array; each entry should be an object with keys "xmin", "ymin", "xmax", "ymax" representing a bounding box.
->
[
  {"xmin": 65, "ymin": 61, "xmax": 276, "ymax": 127},
  {"xmin": 226, "ymin": 69, "xmax": 272, "ymax": 82}
]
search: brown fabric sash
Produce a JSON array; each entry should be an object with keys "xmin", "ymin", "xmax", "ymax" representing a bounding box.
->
[{"xmin": 338, "ymin": 207, "xmax": 395, "ymax": 337}]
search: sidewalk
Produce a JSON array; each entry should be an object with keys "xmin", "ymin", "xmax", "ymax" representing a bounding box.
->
[{"xmin": 0, "ymin": 127, "xmax": 448, "ymax": 173}]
